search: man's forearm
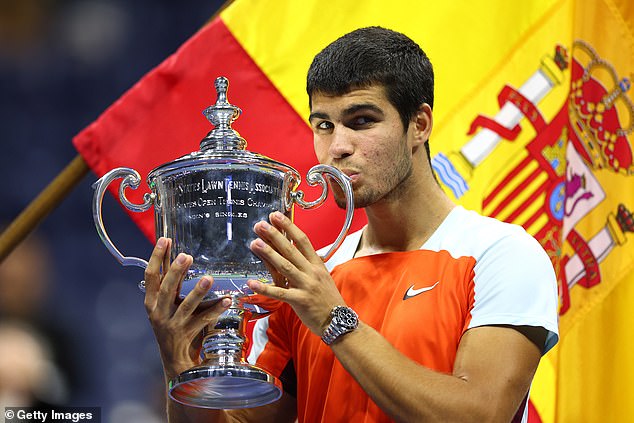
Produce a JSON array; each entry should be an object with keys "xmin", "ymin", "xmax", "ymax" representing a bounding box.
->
[{"xmin": 330, "ymin": 322, "xmax": 540, "ymax": 423}]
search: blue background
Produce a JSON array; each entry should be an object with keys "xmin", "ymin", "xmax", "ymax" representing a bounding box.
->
[{"xmin": 0, "ymin": 1, "xmax": 225, "ymax": 420}]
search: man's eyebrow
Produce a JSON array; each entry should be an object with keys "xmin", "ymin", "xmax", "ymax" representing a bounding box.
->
[
  {"xmin": 308, "ymin": 112, "xmax": 329, "ymax": 122},
  {"xmin": 309, "ymin": 103, "xmax": 384, "ymax": 123},
  {"xmin": 343, "ymin": 103, "xmax": 384, "ymax": 116}
]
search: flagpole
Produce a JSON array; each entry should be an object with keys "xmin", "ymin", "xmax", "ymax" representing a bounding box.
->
[{"xmin": 0, "ymin": 154, "xmax": 89, "ymax": 262}]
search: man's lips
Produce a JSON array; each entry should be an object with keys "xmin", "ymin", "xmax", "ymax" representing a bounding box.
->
[{"xmin": 339, "ymin": 168, "xmax": 360, "ymax": 183}]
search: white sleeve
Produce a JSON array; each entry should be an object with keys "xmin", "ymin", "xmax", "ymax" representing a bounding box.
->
[{"xmin": 468, "ymin": 227, "xmax": 560, "ymax": 354}]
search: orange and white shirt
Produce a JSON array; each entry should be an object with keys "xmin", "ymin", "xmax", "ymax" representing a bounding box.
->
[{"xmin": 248, "ymin": 206, "xmax": 559, "ymax": 423}]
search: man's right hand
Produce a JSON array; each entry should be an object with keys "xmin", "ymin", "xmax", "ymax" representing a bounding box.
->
[
  {"xmin": 143, "ymin": 237, "xmax": 231, "ymax": 381},
  {"xmin": 143, "ymin": 237, "xmax": 297, "ymax": 423}
]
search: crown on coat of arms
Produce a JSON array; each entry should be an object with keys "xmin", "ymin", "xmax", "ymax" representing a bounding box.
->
[{"xmin": 568, "ymin": 40, "xmax": 634, "ymax": 175}]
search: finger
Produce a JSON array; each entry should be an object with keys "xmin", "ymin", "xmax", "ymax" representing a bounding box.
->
[
  {"xmin": 162, "ymin": 238, "xmax": 172, "ymax": 276},
  {"xmin": 259, "ymin": 255, "xmax": 287, "ymax": 288},
  {"xmin": 247, "ymin": 279, "xmax": 294, "ymax": 303},
  {"xmin": 173, "ymin": 276, "xmax": 214, "ymax": 320},
  {"xmin": 155, "ymin": 253, "xmax": 192, "ymax": 317},
  {"xmin": 144, "ymin": 237, "xmax": 169, "ymax": 312},
  {"xmin": 252, "ymin": 225, "xmax": 289, "ymax": 285},
  {"xmin": 253, "ymin": 219, "xmax": 310, "ymax": 272},
  {"xmin": 187, "ymin": 298, "xmax": 233, "ymax": 334},
  {"xmin": 250, "ymin": 238, "xmax": 302, "ymax": 283},
  {"xmin": 269, "ymin": 211, "xmax": 322, "ymax": 265}
]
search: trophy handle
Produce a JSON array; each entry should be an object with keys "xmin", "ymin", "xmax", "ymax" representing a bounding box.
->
[
  {"xmin": 291, "ymin": 164, "xmax": 354, "ymax": 262},
  {"xmin": 92, "ymin": 167, "xmax": 155, "ymax": 270}
]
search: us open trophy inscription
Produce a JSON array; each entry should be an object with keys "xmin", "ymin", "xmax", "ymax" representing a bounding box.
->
[{"xmin": 92, "ymin": 76, "xmax": 353, "ymax": 409}]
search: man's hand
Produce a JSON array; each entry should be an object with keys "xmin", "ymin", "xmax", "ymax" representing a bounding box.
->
[
  {"xmin": 144, "ymin": 237, "xmax": 231, "ymax": 381},
  {"xmin": 247, "ymin": 212, "xmax": 346, "ymax": 335}
]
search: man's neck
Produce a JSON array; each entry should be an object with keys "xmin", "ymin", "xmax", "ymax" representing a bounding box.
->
[{"xmin": 355, "ymin": 176, "xmax": 455, "ymax": 258}]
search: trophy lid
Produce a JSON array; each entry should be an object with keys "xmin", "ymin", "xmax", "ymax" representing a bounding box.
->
[
  {"xmin": 148, "ymin": 76, "xmax": 298, "ymax": 181},
  {"xmin": 200, "ymin": 76, "xmax": 247, "ymax": 151}
]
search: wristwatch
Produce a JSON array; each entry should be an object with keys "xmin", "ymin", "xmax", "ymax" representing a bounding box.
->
[{"xmin": 321, "ymin": 305, "xmax": 359, "ymax": 345}]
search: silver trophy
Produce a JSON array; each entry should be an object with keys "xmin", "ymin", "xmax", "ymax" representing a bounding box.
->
[{"xmin": 92, "ymin": 76, "xmax": 353, "ymax": 409}]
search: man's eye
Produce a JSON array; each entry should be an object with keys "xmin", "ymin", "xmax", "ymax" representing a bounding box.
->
[
  {"xmin": 351, "ymin": 116, "xmax": 374, "ymax": 127},
  {"xmin": 317, "ymin": 121, "xmax": 333, "ymax": 130}
]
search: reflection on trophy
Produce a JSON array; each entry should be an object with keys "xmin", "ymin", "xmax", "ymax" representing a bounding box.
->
[{"xmin": 92, "ymin": 77, "xmax": 354, "ymax": 408}]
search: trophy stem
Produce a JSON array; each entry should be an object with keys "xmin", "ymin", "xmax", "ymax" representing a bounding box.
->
[
  {"xmin": 201, "ymin": 301, "xmax": 249, "ymax": 365},
  {"xmin": 168, "ymin": 298, "xmax": 282, "ymax": 409}
]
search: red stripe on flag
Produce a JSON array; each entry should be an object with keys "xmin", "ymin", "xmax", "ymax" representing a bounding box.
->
[
  {"xmin": 504, "ymin": 180, "xmax": 548, "ymax": 223},
  {"xmin": 488, "ymin": 165, "xmax": 542, "ymax": 219},
  {"xmin": 521, "ymin": 207, "xmax": 545, "ymax": 232},
  {"xmin": 483, "ymin": 155, "xmax": 532, "ymax": 209},
  {"xmin": 527, "ymin": 399, "xmax": 543, "ymax": 423},
  {"xmin": 73, "ymin": 17, "xmax": 366, "ymax": 248}
]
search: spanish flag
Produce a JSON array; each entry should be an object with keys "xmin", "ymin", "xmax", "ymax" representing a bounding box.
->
[{"xmin": 73, "ymin": 1, "xmax": 634, "ymax": 421}]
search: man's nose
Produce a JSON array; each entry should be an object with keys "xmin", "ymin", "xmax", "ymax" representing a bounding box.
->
[{"xmin": 328, "ymin": 128, "xmax": 354, "ymax": 159}]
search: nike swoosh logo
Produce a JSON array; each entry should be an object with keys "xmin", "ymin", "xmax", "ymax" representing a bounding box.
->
[{"xmin": 403, "ymin": 281, "xmax": 440, "ymax": 300}]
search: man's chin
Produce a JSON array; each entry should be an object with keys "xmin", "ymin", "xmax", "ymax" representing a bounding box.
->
[
  {"xmin": 333, "ymin": 192, "xmax": 364, "ymax": 210},
  {"xmin": 330, "ymin": 182, "xmax": 365, "ymax": 209}
]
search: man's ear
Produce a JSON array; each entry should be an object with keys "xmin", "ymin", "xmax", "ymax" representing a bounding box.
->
[{"xmin": 413, "ymin": 103, "xmax": 433, "ymax": 146}]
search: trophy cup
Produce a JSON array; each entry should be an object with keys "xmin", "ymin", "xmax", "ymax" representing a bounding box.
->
[{"xmin": 92, "ymin": 76, "xmax": 353, "ymax": 409}]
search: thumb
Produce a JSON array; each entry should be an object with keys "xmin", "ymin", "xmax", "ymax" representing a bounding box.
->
[{"xmin": 189, "ymin": 297, "xmax": 232, "ymax": 333}]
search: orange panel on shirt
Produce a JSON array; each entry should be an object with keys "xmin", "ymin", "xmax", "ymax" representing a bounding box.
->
[{"xmin": 257, "ymin": 249, "xmax": 477, "ymax": 423}]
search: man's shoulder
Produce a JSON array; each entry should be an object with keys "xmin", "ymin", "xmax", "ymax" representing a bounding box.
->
[
  {"xmin": 424, "ymin": 206, "xmax": 539, "ymax": 259},
  {"xmin": 445, "ymin": 206, "xmax": 527, "ymax": 237}
]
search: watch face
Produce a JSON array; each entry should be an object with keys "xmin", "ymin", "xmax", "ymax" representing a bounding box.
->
[{"xmin": 333, "ymin": 306, "xmax": 358, "ymax": 329}]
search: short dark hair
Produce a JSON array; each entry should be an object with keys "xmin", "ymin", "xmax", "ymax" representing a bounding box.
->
[{"xmin": 307, "ymin": 26, "xmax": 434, "ymax": 130}]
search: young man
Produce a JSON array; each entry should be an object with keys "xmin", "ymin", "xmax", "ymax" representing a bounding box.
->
[{"xmin": 144, "ymin": 27, "xmax": 559, "ymax": 422}]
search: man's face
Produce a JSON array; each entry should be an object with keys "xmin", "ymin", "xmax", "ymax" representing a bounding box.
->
[{"xmin": 309, "ymin": 85, "xmax": 415, "ymax": 208}]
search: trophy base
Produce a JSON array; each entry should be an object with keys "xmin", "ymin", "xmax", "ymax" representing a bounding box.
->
[{"xmin": 168, "ymin": 364, "xmax": 283, "ymax": 409}]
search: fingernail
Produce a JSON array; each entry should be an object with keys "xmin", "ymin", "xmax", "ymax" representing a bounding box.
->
[
  {"xmin": 248, "ymin": 280, "xmax": 262, "ymax": 291},
  {"xmin": 272, "ymin": 211, "xmax": 286, "ymax": 221},
  {"xmin": 175, "ymin": 253, "xmax": 187, "ymax": 265},
  {"xmin": 221, "ymin": 298, "xmax": 232, "ymax": 308},
  {"xmin": 157, "ymin": 237, "xmax": 167, "ymax": 248},
  {"xmin": 259, "ymin": 220, "xmax": 271, "ymax": 230},
  {"xmin": 199, "ymin": 277, "xmax": 211, "ymax": 290},
  {"xmin": 251, "ymin": 238, "xmax": 265, "ymax": 248}
]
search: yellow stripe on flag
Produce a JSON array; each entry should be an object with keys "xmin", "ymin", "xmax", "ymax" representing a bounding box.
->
[{"xmin": 222, "ymin": 0, "xmax": 563, "ymax": 127}]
